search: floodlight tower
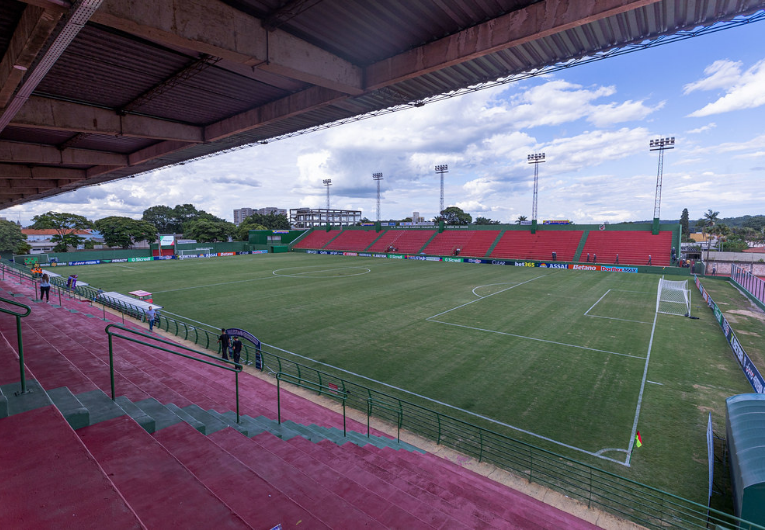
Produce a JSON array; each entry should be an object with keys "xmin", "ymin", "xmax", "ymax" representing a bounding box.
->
[
  {"xmin": 649, "ymin": 137, "xmax": 675, "ymax": 234},
  {"xmin": 372, "ymin": 172, "xmax": 383, "ymax": 221},
  {"xmin": 323, "ymin": 178, "xmax": 332, "ymax": 210},
  {"xmin": 527, "ymin": 152, "xmax": 545, "ymax": 233},
  {"xmin": 435, "ymin": 164, "xmax": 448, "ymax": 216}
]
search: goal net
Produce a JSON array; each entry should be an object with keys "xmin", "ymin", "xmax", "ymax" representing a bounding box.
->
[
  {"xmin": 178, "ymin": 248, "xmax": 214, "ymax": 259},
  {"xmin": 656, "ymin": 278, "xmax": 691, "ymax": 317},
  {"xmin": 13, "ymin": 254, "xmax": 50, "ymax": 266}
]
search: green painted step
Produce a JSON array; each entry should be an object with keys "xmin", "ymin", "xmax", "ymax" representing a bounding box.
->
[
  {"xmin": 572, "ymin": 230, "xmax": 589, "ymax": 262},
  {"xmin": 77, "ymin": 389, "xmax": 128, "ymax": 425},
  {"xmin": 48, "ymin": 387, "xmax": 89, "ymax": 430},
  {"xmin": 418, "ymin": 231, "xmax": 439, "ymax": 254},
  {"xmin": 0, "ymin": 380, "xmax": 50, "ymax": 417},
  {"xmin": 114, "ymin": 396, "xmax": 156, "ymax": 433},
  {"xmin": 134, "ymin": 398, "xmax": 184, "ymax": 431},
  {"xmin": 0, "ymin": 386, "xmax": 6, "ymax": 418},
  {"xmin": 165, "ymin": 403, "xmax": 205, "ymax": 433},
  {"xmin": 207, "ymin": 409, "xmax": 249, "ymax": 436},
  {"xmin": 484, "ymin": 230, "xmax": 505, "ymax": 257},
  {"xmin": 182, "ymin": 404, "xmax": 228, "ymax": 435}
]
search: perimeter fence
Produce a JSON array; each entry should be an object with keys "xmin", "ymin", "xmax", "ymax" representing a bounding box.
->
[
  {"xmin": 1, "ymin": 259, "xmax": 763, "ymax": 529},
  {"xmin": 731, "ymin": 264, "xmax": 765, "ymax": 309}
]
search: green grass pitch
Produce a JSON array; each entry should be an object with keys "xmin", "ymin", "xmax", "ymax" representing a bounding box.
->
[{"xmin": 72, "ymin": 253, "xmax": 753, "ymax": 502}]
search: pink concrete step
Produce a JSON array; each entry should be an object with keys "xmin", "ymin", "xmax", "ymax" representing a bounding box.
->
[
  {"xmin": 155, "ymin": 422, "xmax": 327, "ymax": 528},
  {"xmin": 79, "ymin": 414, "xmax": 251, "ymax": 529},
  {"xmin": 0, "ymin": 405, "xmax": 143, "ymax": 529},
  {"xmin": 262, "ymin": 433, "xmax": 469, "ymax": 528},
  {"xmin": 210, "ymin": 428, "xmax": 387, "ymax": 528}
]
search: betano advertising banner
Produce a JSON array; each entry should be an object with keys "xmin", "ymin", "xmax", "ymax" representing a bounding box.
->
[{"xmin": 695, "ymin": 276, "xmax": 765, "ymax": 394}]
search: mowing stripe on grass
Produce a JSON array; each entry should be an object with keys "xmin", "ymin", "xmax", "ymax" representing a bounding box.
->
[
  {"xmin": 583, "ymin": 289, "xmax": 652, "ymax": 324},
  {"xmin": 425, "ymin": 320, "xmax": 645, "ymax": 359},
  {"xmin": 152, "ymin": 275, "xmax": 279, "ymax": 294},
  {"xmin": 263, "ymin": 341, "xmax": 628, "ymax": 465}
]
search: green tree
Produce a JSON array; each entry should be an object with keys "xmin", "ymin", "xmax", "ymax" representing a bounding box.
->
[
  {"xmin": 84, "ymin": 239, "xmax": 95, "ymax": 249},
  {"xmin": 95, "ymin": 217, "xmax": 158, "ymax": 249},
  {"xmin": 516, "ymin": 215, "xmax": 528, "ymax": 225},
  {"xmin": 0, "ymin": 220, "xmax": 26, "ymax": 253},
  {"xmin": 184, "ymin": 218, "xmax": 236, "ymax": 242},
  {"xmin": 438, "ymin": 206, "xmax": 472, "ymax": 225},
  {"xmin": 474, "ymin": 216, "xmax": 500, "ymax": 225},
  {"xmin": 31, "ymin": 211, "xmax": 92, "ymax": 252},
  {"xmin": 239, "ymin": 212, "xmax": 289, "ymax": 231},
  {"xmin": 680, "ymin": 208, "xmax": 690, "ymax": 240},
  {"xmin": 142, "ymin": 205, "xmax": 177, "ymax": 233}
]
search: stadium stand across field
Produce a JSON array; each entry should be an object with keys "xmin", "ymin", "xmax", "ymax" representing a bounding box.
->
[
  {"xmin": 490, "ymin": 230, "xmax": 584, "ymax": 261},
  {"xmin": 291, "ymin": 223, "xmax": 680, "ymax": 267}
]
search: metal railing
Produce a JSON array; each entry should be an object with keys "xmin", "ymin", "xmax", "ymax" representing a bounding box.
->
[
  {"xmin": 0, "ymin": 296, "xmax": 31, "ymax": 393},
  {"xmin": 276, "ymin": 372, "xmax": 348, "ymax": 436},
  {"xmin": 104, "ymin": 323, "xmax": 243, "ymax": 422},
  {"xmin": 2, "ymin": 259, "xmax": 763, "ymax": 529}
]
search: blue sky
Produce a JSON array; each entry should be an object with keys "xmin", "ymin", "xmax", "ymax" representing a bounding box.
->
[{"xmin": 4, "ymin": 17, "xmax": 765, "ymax": 227}]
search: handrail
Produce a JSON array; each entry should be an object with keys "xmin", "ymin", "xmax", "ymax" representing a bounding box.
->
[
  {"xmin": 276, "ymin": 372, "xmax": 348, "ymax": 436},
  {"xmin": 104, "ymin": 323, "xmax": 243, "ymax": 422},
  {"xmin": 0, "ymin": 296, "xmax": 32, "ymax": 394}
]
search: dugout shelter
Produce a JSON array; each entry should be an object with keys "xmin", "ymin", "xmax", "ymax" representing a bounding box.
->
[{"xmin": 725, "ymin": 394, "xmax": 765, "ymax": 527}]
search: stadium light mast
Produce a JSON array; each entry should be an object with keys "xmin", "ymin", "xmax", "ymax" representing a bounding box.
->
[
  {"xmin": 528, "ymin": 152, "xmax": 545, "ymax": 233},
  {"xmin": 372, "ymin": 172, "xmax": 383, "ymax": 221},
  {"xmin": 649, "ymin": 137, "xmax": 675, "ymax": 234},
  {"xmin": 435, "ymin": 164, "xmax": 448, "ymax": 217},
  {"xmin": 323, "ymin": 178, "xmax": 332, "ymax": 210}
]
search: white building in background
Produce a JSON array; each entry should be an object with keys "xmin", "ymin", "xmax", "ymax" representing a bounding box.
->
[
  {"xmin": 413, "ymin": 212, "xmax": 425, "ymax": 223},
  {"xmin": 233, "ymin": 207, "xmax": 287, "ymax": 225}
]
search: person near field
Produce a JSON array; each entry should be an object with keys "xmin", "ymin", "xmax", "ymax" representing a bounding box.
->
[
  {"xmin": 552, "ymin": 251, "xmax": 557, "ymax": 261},
  {"xmin": 712, "ymin": 265, "xmax": 717, "ymax": 276},
  {"xmin": 615, "ymin": 254, "xmax": 619, "ymax": 265},
  {"xmin": 218, "ymin": 328, "xmax": 231, "ymax": 360},
  {"xmin": 586, "ymin": 253, "xmax": 590, "ymax": 262},
  {"xmin": 593, "ymin": 253, "xmax": 597, "ymax": 263},
  {"xmin": 146, "ymin": 306, "xmax": 157, "ymax": 332},
  {"xmin": 647, "ymin": 255, "xmax": 652, "ymax": 265},
  {"xmin": 231, "ymin": 336, "xmax": 242, "ymax": 365},
  {"xmin": 39, "ymin": 273, "xmax": 51, "ymax": 302}
]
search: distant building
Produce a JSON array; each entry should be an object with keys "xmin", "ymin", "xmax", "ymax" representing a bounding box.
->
[
  {"xmin": 290, "ymin": 208, "xmax": 361, "ymax": 228},
  {"xmin": 412, "ymin": 211, "xmax": 425, "ymax": 223},
  {"xmin": 21, "ymin": 229, "xmax": 102, "ymax": 254},
  {"xmin": 233, "ymin": 207, "xmax": 287, "ymax": 225}
]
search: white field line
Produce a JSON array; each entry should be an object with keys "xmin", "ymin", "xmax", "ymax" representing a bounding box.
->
[
  {"xmin": 114, "ymin": 265, "xmax": 136, "ymax": 270},
  {"xmin": 427, "ymin": 274, "xmax": 547, "ymax": 320},
  {"xmin": 647, "ymin": 380, "xmax": 663, "ymax": 385},
  {"xmin": 584, "ymin": 289, "xmax": 611, "ymax": 316},
  {"xmin": 273, "ymin": 266, "xmax": 370, "ymax": 278},
  {"xmin": 425, "ymin": 320, "xmax": 646, "ymax": 360},
  {"xmin": 263, "ymin": 341, "xmax": 627, "ymax": 465},
  {"xmin": 625, "ymin": 296, "xmax": 660, "ymax": 465},
  {"xmin": 584, "ymin": 289, "xmax": 651, "ymax": 324}
]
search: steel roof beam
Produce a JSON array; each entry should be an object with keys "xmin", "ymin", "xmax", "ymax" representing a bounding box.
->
[
  {"xmin": 0, "ymin": 5, "xmax": 63, "ymax": 108},
  {"xmin": 205, "ymin": 86, "xmax": 346, "ymax": 142},
  {"xmin": 11, "ymin": 96, "xmax": 205, "ymax": 142},
  {"xmin": 90, "ymin": 0, "xmax": 364, "ymax": 96},
  {"xmin": 0, "ymin": 164, "xmax": 86, "ymax": 179},
  {"xmin": 365, "ymin": 0, "xmax": 661, "ymax": 90},
  {"xmin": 0, "ymin": 140, "xmax": 127, "ymax": 166}
]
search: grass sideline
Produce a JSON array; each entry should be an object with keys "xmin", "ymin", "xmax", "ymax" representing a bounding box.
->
[{"xmin": 73, "ymin": 253, "xmax": 753, "ymax": 503}]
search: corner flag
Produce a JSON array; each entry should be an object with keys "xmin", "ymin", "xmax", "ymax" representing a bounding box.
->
[{"xmin": 635, "ymin": 431, "xmax": 643, "ymax": 448}]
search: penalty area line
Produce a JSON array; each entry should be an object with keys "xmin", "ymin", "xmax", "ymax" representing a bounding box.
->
[{"xmin": 152, "ymin": 275, "xmax": 278, "ymax": 294}]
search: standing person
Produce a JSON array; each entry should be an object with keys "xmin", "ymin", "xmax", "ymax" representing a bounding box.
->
[
  {"xmin": 647, "ymin": 255, "xmax": 652, "ymax": 265},
  {"xmin": 146, "ymin": 306, "xmax": 156, "ymax": 332},
  {"xmin": 231, "ymin": 336, "xmax": 242, "ymax": 365},
  {"xmin": 39, "ymin": 274, "xmax": 51, "ymax": 302},
  {"xmin": 552, "ymin": 251, "xmax": 557, "ymax": 261},
  {"xmin": 593, "ymin": 253, "xmax": 597, "ymax": 263},
  {"xmin": 615, "ymin": 254, "xmax": 619, "ymax": 265},
  {"xmin": 218, "ymin": 328, "xmax": 231, "ymax": 360}
]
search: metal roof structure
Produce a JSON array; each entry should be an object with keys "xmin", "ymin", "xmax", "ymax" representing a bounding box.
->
[{"xmin": 1, "ymin": 0, "xmax": 764, "ymax": 210}]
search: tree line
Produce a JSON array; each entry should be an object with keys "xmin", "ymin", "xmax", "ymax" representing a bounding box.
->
[{"xmin": 0, "ymin": 204, "xmax": 290, "ymax": 253}]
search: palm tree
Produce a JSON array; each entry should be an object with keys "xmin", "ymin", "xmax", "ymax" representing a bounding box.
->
[
  {"xmin": 701, "ymin": 209, "xmax": 720, "ymax": 261},
  {"xmin": 516, "ymin": 215, "xmax": 528, "ymax": 225}
]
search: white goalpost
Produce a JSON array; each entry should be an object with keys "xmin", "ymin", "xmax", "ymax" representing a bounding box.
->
[
  {"xmin": 178, "ymin": 248, "xmax": 214, "ymax": 259},
  {"xmin": 656, "ymin": 278, "xmax": 691, "ymax": 317}
]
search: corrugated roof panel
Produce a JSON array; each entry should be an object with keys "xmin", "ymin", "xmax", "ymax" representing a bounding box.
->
[
  {"xmin": 75, "ymin": 134, "xmax": 158, "ymax": 154},
  {"xmin": 0, "ymin": 126, "xmax": 73, "ymax": 146},
  {"xmin": 0, "ymin": 1, "xmax": 24, "ymax": 59}
]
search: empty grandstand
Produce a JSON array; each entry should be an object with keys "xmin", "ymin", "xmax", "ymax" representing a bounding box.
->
[
  {"xmin": 324, "ymin": 229, "xmax": 382, "ymax": 251},
  {"xmin": 581, "ymin": 231, "xmax": 673, "ymax": 266},
  {"xmin": 367, "ymin": 230, "xmax": 436, "ymax": 254},
  {"xmin": 490, "ymin": 230, "xmax": 584, "ymax": 262},
  {"xmin": 292, "ymin": 230, "xmax": 339, "ymax": 250},
  {"xmin": 423, "ymin": 230, "xmax": 500, "ymax": 257}
]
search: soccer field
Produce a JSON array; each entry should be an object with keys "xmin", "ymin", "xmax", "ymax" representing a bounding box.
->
[{"xmin": 73, "ymin": 253, "xmax": 752, "ymax": 500}]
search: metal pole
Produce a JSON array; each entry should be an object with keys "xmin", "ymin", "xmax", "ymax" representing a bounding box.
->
[
  {"xmin": 435, "ymin": 164, "xmax": 448, "ymax": 215},
  {"xmin": 235, "ymin": 371, "xmax": 240, "ymax": 423},
  {"xmin": 34, "ymin": 279, "xmax": 39, "ymax": 301},
  {"xmin": 16, "ymin": 315, "xmax": 26, "ymax": 394},
  {"xmin": 277, "ymin": 377, "xmax": 282, "ymax": 424},
  {"xmin": 108, "ymin": 333, "xmax": 115, "ymax": 399},
  {"xmin": 58, "ymin": 285, "xmax": 62, "ymax": 306},
  {"xmin": 373, "ymin": 173, "xmax": 383, "ymax": 221}
]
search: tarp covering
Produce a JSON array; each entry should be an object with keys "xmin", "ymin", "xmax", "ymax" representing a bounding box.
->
[{"xmin": 726, "ymin": 394, "xmax": 765, "ymax": 525}]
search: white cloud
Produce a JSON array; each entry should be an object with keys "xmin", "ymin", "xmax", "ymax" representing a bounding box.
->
[
  {"xmin": 688, "ymin": 60, "xmax": 765, "ymax": 117},
  {"xmin": 686, "ymin": 123, "xmax": 716, "ymax": 134},
  {"xmin": 683, "ymin": 60, "xmax": 742, "ymax": 94}
]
